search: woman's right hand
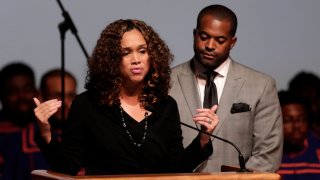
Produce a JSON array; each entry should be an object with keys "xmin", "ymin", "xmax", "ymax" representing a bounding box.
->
[{"xmin": 33, "ymin": 97, "xmax": 62, "ymax": 144}]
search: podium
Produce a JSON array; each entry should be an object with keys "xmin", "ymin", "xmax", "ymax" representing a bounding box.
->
[{"xmin": 31, "ymin": 169, "xmax": 280, "ymax": 180}]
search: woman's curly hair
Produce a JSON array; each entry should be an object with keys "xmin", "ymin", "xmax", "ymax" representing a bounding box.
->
[{"xmin": 85, "ymin": 19, "xmax": 173, "ymax": 107}]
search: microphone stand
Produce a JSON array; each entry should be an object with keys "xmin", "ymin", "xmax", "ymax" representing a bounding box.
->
[
  {"xmin": 56, "ymin": 0, "xmax": 89, "ymax": 121},
  {"xmin": 180, "ymin": 122, "xmax": 252, "ymax": 172}
]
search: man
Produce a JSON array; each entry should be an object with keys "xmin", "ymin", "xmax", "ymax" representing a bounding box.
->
[
  {"xmin": 38, "ymin": 69, "xmax": 83, "ymax": 174},
  {"xmin": 169, "ymin": 4, "xmax": 283, "ymax": 172},
  {"xmin": 0, "ymin": 62, "xmax": 48, "ymax": 179},
  {"xmin": 288, "ymin": 72, "xmax": 320, "ymax": 138},
  {"xmin": 0, "ymin": 63, "xmax": 37, "ymax": 127},
  {"xmin": 39, "ymin": 69, "xmax": 77, "ymax": 133},
  {"xmin": 277, "ymin": 91, "xmax": 320, "ymax": 179}
]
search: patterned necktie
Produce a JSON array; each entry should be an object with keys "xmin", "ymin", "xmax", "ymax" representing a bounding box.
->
[{"xmin": 203, "ymin": 71, "xmax": 218, "ymax": 108}]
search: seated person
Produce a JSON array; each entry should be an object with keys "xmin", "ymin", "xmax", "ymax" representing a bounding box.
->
[
  {"xmin": 277, "ymin": 90, "xmax": 320, "ymax": 179},
  {"xmin": 39, "ymin": 68, "xmax": 77, "ymax": 139},
  {"xmin": 0, "ymin": 62, "xmax": 48, "ymax": 180}
]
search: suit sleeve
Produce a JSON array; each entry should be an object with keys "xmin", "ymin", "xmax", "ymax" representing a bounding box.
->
[{"xmin": 246, "ymin": 78, "xmax": 283, "ymax": 172}]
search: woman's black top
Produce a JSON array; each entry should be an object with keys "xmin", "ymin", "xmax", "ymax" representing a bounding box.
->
[{"xmin": 36, "ymin": 91, "xmax": 212, "ymax": 175}]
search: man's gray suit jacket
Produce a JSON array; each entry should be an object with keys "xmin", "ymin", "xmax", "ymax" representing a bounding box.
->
[{"xmin": 169, "ymin": 59, "xmax": 283, "ymax": 172}]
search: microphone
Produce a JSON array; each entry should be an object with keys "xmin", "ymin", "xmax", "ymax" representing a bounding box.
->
[
  {"xmin": 180, "ymin": 121, "xmax": 252, "ymax": 172},
  {"xmin": 145, "ymin": 104, "xmax": 251, "ymax": 172}
]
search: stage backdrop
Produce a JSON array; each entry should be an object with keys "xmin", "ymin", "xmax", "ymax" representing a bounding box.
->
[{"xmin": 1, "ymin": 0, "xmax": 320, "ymax": 94}]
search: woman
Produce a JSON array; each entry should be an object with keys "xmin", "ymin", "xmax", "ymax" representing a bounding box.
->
[{"xmin": 33, "ymin": 19, "xmax": 218, "ymax": 175}]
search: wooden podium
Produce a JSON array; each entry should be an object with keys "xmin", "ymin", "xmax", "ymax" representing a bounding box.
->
[{"xmin": 31, "ymin": 169, "xmax": 280, "ymax": 180}]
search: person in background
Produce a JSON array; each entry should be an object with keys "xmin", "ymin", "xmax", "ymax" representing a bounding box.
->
[
  {"xmin": 33, "ymin": 19, "xmax": 218, "ymax": 175},
  {"xmin": 169, "ymin": 4, "xmax": 283, "ymax": 172},
  {"xmin": 288, "ymin": 71, "xmax": 320, "ymax": 139},
  {"xmin": 277, "ymin": 90, "xmax": 320, "ymax": 179},
  {"xmin": 0, "ymin": 62, "xmax": 48, "ymax": 180},
  {"xmin": 39, "ymin": 68, "xmax": 77, "ymax": 137}
]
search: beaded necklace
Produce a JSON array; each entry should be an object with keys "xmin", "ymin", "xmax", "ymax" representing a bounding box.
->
[{"xmin": 119, "ymin": 106, "xmax": 148, "ymax": 147}]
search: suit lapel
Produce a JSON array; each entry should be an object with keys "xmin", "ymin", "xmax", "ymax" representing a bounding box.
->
[
  {"xmin": 177, "ymin": 62, "xmax": 201, "ymax": 126},
  {"xmin": 214, "ymin": 60, "xmax": 245, "ymax": 134}
]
